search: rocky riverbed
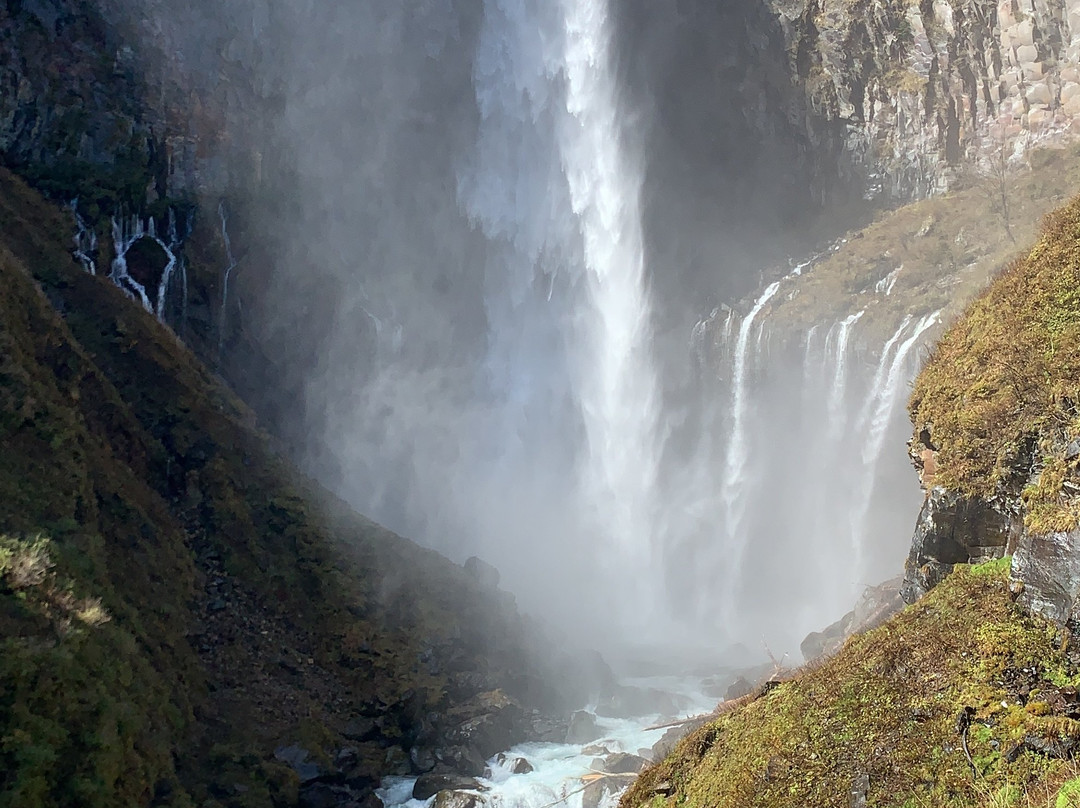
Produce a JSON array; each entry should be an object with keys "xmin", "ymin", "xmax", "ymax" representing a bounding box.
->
[{"xmin": 376, "ymin": 676, "xmax": 721, "ymax": 808}]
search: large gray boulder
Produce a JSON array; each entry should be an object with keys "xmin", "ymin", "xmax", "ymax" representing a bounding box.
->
[
  {"xmin": 413, "ymin": 774, "xmax": 483, "ymax": 801},
  {"xmin": 582, "ymin": 774, "xmax": 637, "ymax": 808},
  {"xmin": 801, "ymin": 576, "xmax": 905, "ymax": 662},
  {"xmin": 566, "ymin": 710, "xmax": 602, "ymax": 744},
  {"xmin": 1012, "ymin": 528, "xmax": 1080, "ymax": 626},
  {"xmin": 901, "ymin": 488, "xmax": 1020, "ymax": 603}
]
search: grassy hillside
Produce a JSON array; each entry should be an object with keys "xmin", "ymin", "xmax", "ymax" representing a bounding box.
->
[
  {"xmin": 909, "ymin": 192, "xmax": 1080, "ymax": 535},
  {"xmin": 621, "ymin": 560, "xmax": 1080, "ymax": 808},
  {"xmin": 0, "ymin": 168, "xmax": 553, "ymax": 807}
]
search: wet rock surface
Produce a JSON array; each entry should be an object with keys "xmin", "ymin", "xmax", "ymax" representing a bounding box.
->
[
  {"xmin": 802, "ymin": 576, "xmax": 905, "ymax": 661},
  {"xmin": 902, "ymin": 488, "xmax": 1019, "ymax": 603},
  {"xmin": 413, "ymin": 774, "xmax": 484, "ymax": 801},
  {"xmin": 582, "ymin": 774, "xmax": 637, "ymax": 808},
  {"xmin": 494, "ymin": 753, "xmax": 534, "ymax": 774},
  {"xmin": 566, "ymin": 710, "xmax": 602, "ymax": 744},
  {"xmin": 1013, "ymin": 528, "xmax": 1080, "ymax": 626},
  {"xmin": 432, "ymin": 790, "xmax": 486, "ymax": 808},
  {"xmin": 591, "ymin": 752, "xmax": 650, "ymax": 774},
  {"xmin": 595, "ymin": 684, "xmax": 686, "ymax": 719}
]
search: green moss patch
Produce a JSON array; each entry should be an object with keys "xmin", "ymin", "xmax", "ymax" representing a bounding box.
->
[{"xmin": 910, "ymin": 191, "xmax": 1080, "ymax": 533}]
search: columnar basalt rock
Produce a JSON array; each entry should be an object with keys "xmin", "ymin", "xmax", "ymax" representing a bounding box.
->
[{"xmin": 768, "ymin": 0, "xmax": 1080, "ymax": 199}]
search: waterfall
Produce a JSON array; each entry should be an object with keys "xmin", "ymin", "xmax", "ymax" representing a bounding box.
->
[
  {"xmin": 155, "ymin": 210, "xmax": 182, "ymax": 322},
  {"xmin": 562, "ymin": 0, "xmax": 660, "ymax": 575},
  {"xmin": 111, "ymin": 217, "xmax": 154, "ymax": 312},
  {"xmin": 71, "ymin": 203, "xmax": 98, "ymax": 275},
  {"xmin": 875, "ymin": 266, "xmax": 902, "ymax": 296},
  {"xmin": 846, "ymin": 311, "xmax": 940, "ymax": 578},
  {"xmin": 218, "ymin": 201, "xmax": 239, "ymax": 357},
  {"xmin": 109, "ymin": 213, "xmax": 185, "ymax": 323},
  {"xmin": 824, "ymin": 309, "xmax": 865, "ymax": 437},
  {"xmin": 454, "ymin": 0, "xmax": 661, "ymax": 621},
  {"xmin": 716, "ymin": 279, "xmax": 782, "ymax": 626},
  {"xmin": 686, "ymin": 276, "xmax": 943, "ymax": 644}
]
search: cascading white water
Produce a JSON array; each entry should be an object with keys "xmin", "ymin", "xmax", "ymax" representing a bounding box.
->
[
  {"xmin": 109, "ymin": 212, "xmax": 185, "ymax": 322},
  {"xmin": 71, "ymin": 203, "xmax": 98, "ymax": 276},
  {"xmin": 823, "ymin": 309, "xmax": 865, "ymax": 437},
  {"xmin": 716, "ymin": 279, "xmax": 782, "ymax": 626},
  {"xmin": 561, "ymin": 0, "xmax": 660, "ymax": 576},
  {"xmin": 846, "ymin": 311, "xmax": 940, "ymax": 578},
  {"xmin": 111, "ymin": 216, "xmax": 155, "ymax": 312},
  {"xmin": 684, "ymin": 253, "xmax": 943, "ymax": 642},
  {"xmin": 218, "ymin": 201, "xmax": 239, "ymax": 357},
  {"xmin": 455, "ymin": 0, "xmax": 662, "ymax": 622}
]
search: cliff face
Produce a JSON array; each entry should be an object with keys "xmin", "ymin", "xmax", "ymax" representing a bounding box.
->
[
  {"xmin": 770, "ymin": 0, "xmax": 1080, "ymax": 199},
  {"xmin": 615, "ymin": 186, "xmax": 1080, "ymax": 808}
]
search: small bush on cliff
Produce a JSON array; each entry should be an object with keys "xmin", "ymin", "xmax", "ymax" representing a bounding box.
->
[{"xmin": 910, "ymin": 193, "xmax": 1080, "ymax": 534}]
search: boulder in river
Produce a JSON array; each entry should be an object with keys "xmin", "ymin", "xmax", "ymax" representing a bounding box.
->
[
  {"xmin": 582, "ymin": 774, "xmax": 637, "ymax": 808},
  {"xmin": 566, "ymin": 710, "xmax": 602, "ymax": 743},
  {"xmin": 413, "ymin": 774, "xmax": 483, "ymax": 801},
  {"xmin": 433, "ymin": 790, "xmax": 486, "ymax": 808},
  {"xmin": 724, "ymin": 677, "xmax": 753, "ymax": 700},
  {"xmin": 595, "ymin": 685, "xmax": 685, "ymax": 719},
  {"xmin": 581, "ymin": 744, "xmax": 611, "ymax": 756},
  {"xmin": 494, "ymin": 753, "xmax": 534, "ymax": 774},
  {"xmin": 591, "ymin": 753, "xmax": 649, "ymax": 774}
]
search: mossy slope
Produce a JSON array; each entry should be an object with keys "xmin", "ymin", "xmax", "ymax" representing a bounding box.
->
[
  {"xmin": 622, "ymin": 561, "xmax": 1080, "ymax": 808},
  {"xmin": 0, "ymin": 167, "xmax": 548, "ymax": 807},
  {"xmin": 910, "ymin": 190, "xmax": 1080, "ymax": 535}
]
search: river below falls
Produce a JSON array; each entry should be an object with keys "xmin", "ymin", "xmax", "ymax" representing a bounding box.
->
[{"xmin": 377, "ymin": 676, "xmax": 719, "ymax": 808}]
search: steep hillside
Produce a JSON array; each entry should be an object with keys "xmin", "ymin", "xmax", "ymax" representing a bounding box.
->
[
  {"xmin": 0, "ymin": 168, "xmax": 569, "ymax": 808},
  {"xmin": 906, "ymin": 175, "xmax": 1080, "ymax": 627},
  {"xmin": 622, "ymin": 560, "xmax": 1080, "ymax": 808}
]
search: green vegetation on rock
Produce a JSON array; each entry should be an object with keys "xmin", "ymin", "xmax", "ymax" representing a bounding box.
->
[
  {"xmin": 910, "ymin": 189, "xmax": 1080, "ymax": 534},
  {"xmin": 622, "ymin": 563, "xmax": 1080, "ymax": 808}
]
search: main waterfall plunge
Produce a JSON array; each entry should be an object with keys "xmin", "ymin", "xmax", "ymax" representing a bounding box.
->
[
  {"xmin": 450, "ymin": 0, "xmax": 664, "ymax": 627},
  {"xmin": 226, "ymin": 0, "xmax": 943, "ymax": 657}
]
